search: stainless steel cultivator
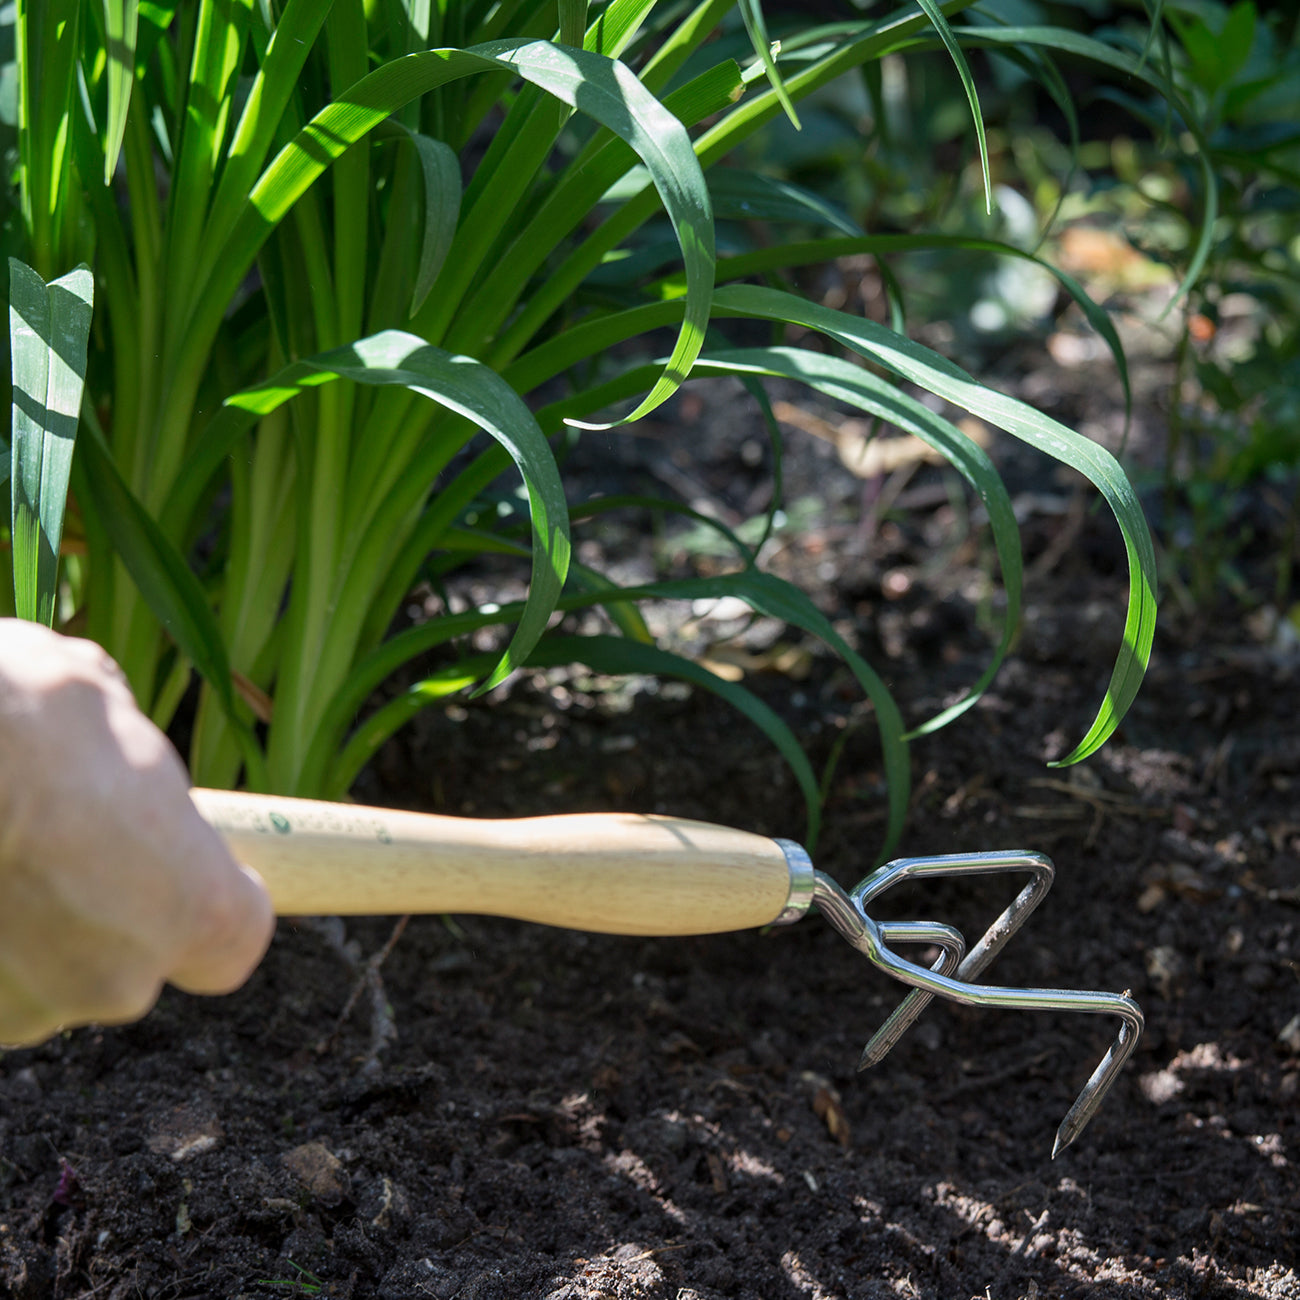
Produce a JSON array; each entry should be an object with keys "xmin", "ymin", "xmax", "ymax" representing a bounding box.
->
[{"xmin": 194, "ymin": 791, "xmax": 1142, "ymax": 1156}]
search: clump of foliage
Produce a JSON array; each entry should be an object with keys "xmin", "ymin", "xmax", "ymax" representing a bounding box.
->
[
  {"xmin": 967, "ymin": 0, "xmax": 1298, "ymax": 613},
  {"xmin": 3, "ymin": 0, "xmax": 1164, "ymax": 856},
  {"xmin": 1128, "ymin": 1, "xmax": 1300, "ymax": 611}
]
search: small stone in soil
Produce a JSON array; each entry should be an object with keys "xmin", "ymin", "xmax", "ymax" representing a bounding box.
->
[{"xmin": 283, "ymin": 1141, "xmax": 350, "ymax": 1205}]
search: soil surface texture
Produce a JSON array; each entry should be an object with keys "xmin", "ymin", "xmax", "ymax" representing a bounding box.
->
[{"xmin": 2, "ymin": 304, "xmax": 1298, "ymax": 1299}]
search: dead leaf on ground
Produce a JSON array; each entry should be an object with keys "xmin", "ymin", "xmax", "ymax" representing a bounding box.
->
[
  {"xmin": 772, "ymin": 400, "xmax": 990, "ymax": 480},
  {"xmin": 801, "ymin": 1071, "xmax": 851, "ymax": 1147},
  {"xmin": 1055, "ymin": 226, "xmax": 1173, "ymax": 291},
  {"xmin": 813, "ymin": 1088, "xmax": 852, "ymax": 1147},
  {"xmin": 1138, "ymin": 862, "xmax": 1222, "ymax": 912},
  {"xmin": 697, "ymin": 643, "xmax": 813, "ymax": 683}
]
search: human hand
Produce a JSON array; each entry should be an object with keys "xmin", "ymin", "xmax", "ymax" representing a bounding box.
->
[{"xmin": 0, "ymin": 620, "xmax": 274, "ymax": 1046}]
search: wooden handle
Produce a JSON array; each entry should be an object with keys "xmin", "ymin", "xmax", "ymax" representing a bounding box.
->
[{"xmin": 191, "ymin": 790, "xmax": 798, "ymax": 936}]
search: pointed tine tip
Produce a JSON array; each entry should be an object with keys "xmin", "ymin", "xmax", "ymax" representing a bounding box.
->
[
  {"xmin": 852, "ymin": 1040, "xmax": 883, "ymax": 1071},
  {"xmin": 1052, "ymin": 1111, "xmax": 1085, "ymax": 1159}
]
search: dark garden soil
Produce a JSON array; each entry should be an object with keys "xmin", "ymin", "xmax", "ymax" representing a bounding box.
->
[{"xmin": 2, "ymin": 295, "xmax": 1298, "ymax": 1299}]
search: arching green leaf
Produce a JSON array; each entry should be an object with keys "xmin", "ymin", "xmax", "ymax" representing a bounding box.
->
[
  {"xmin": 709, "ymin": 283, "xmax": 1157, "ymax": 765},
  {"xmin": 75, "ymin": 425, "xmax": 268, "ymax": 789},
  {"xmin": 224, "ymin": 330, "xmax": 571, "ymax": 695},
  {"xmin": 401, "ymin": 129, "xmax": 462, "ymax": 317},
  {"xmin": 651, "ymin": 232, "xmax": 1131, "ymax": 425},
  {"xmin": 692, "ymin": 347, "xmax": 1021, "ymax": 738},
  {"xmin": 195, "ymin": 39, "xmax": 716, "ymax": 427},
  {"xmin": 915, "ymin": 0, "xmax": 992, "ymax": 213}
]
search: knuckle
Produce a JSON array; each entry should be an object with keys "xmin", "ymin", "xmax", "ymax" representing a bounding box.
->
[
  {"xmin": 86, "ymin": 970, "xmax": 162, "ymax": 1026},
  {"xmin": 66, "ymin": 635, "xmax": 123, "ymax": 675},
  {"xmin": 173, "ymin": 866, "xmax": 273, "ymax": 993},
  {"xmin": 179, "ymin": 871, "xmax": 246, "ymax": 960}
]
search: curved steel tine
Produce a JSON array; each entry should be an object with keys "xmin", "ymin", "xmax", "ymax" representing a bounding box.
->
[
  {"xmin": 814, "ymin": 871, "xmax": 1143, "ymax": 1155},
  {"xmin": 876, "ymin": 920, "xmax": 966, "ymax": 970},
  {"xmin": 871, "ymin": 920, "xmax": 966, "ymax": 1062},
  {"xmin": 854, "ymin": 851, "xmax": 1055, "ymax": 1069},
  {"xmin": 1051, "ymin": 1012, "xmax": 1142, "ymax": 1157}
]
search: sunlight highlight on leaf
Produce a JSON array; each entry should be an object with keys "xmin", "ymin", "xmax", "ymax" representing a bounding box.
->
[
  {"xmin": 7, "ymin": 260, "xmax": 93, "ymax": 627},
  {"xmin": 205, "ymin": 39, "xmax": 716, "ymax": 429}
]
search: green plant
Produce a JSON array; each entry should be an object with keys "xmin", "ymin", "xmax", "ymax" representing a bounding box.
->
[
  {"xmin": 254, "ymin": 1260, "xmax": 325, "ymax": 1295},
  {"xmin": 3, "ymin": 1, "xmax": 1161, "ymax": 856},
  {"xmin": 1022, "ymin": 0, "xmax": 1300, "ymax": 610},
  {"xmin": 5, "ymin": 259, "xmax": 93, "ymax": 628},
  {"xmin": 1143, "ymin": 1, "xmax": 1300, "ymax": 610}
]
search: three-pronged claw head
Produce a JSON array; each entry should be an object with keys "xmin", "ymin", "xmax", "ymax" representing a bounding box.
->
[{"xmin": 809, "ymin": 851, "xmax": 1143, "ymax": 1156}]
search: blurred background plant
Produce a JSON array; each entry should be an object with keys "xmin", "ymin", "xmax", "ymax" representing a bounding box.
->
[
  {"xmin": 1099, "ymin": 0, "xmax": 1300, "ymax": 623},
  {"xmin": 733, "ymin": 0, "xmax": 1299, "ymax": 628},
  {"xmin": 0, "ymin": 0, "xmax": 1177, "ymax": 858}
]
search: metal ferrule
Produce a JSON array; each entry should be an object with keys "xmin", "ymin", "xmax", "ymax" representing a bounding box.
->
[{"xmin": 772, "ymin": 838, "xmax": 816, "ymax": 924}]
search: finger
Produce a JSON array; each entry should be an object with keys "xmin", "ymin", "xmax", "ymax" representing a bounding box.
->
[
  {"xmin": 0, "ymin": 1019, "xmax": 61, "ymax": 1049},
  {"xmin": 6, "ymin": 931, "xmax": 166, "ymax": 1032},
  {"xmin": 167, "ymin": 862, "xmax": 276, "ymax": 996},
  {"xmin": 59, "ymin": 634, "xmax": 132, "ymax": 690},
  {"xmin": 89, "ymin": 974, "xmax": 165, "ymax": 1027},
  {"xmin": 0, "ymin": 975, "xmax": 60, "ymax": 1049}
]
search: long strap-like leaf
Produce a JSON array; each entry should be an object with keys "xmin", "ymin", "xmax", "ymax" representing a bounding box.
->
[
  {"xmin": 219, "ymin": 331, "xmax": 571, "ymax": 716},
  {"xmin": 710, "ymin": 283, "xmax": 1159, "ymax": 766},
  {"xmin": 186, "ymin": 39, "xmax": 716, "ymax": 429},
  {"xmin": 312, "ymin": 568, "xmax": 913, "ymax": 857},
  {"xmin": 945, "ymin": 23, "xmax": 1218, "ymax": 310},
  {"xmin": 7, "ymin": 259, "xmax": 93, "ymax": 627},
  {"xmin": 692, "ymin": 347, "xmax": 1022, "ymax": 739},
  {"xmin": 74, "ymin": 416, "xmax": 267, "ymax": 767},
  {"xmin": 651, "ymin": 232, "xmax": 1131, "ymax": 424},
  {"xmin": 510, "ymin": 287, "xmax": 1156, "ymax": 765},
  {"xmin": 15, "ymin": 0, "xmax": 83, "ymax": 273},
  {"xmin": 914, "ymin": 0, "xmax": 991, "ymax": 213},
  {"xmin": 99, "ymin": 0, "xmax": 141, "ymax": 183}
]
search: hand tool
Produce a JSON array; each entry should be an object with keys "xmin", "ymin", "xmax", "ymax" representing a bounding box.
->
[{"xmin": 192, "ymin": 790, "xmax": 1142, "ymax": 1157}]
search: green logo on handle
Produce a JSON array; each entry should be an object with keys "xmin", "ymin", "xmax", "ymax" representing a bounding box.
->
[{"xmin": 270, "ymin": 812, "xmax": 291, "ymax": 834}]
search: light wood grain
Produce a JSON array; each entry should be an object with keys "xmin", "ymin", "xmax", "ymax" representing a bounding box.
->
[{"xmin": 191, "ymin": 790, "xmax": 794, "ymax": 936}]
